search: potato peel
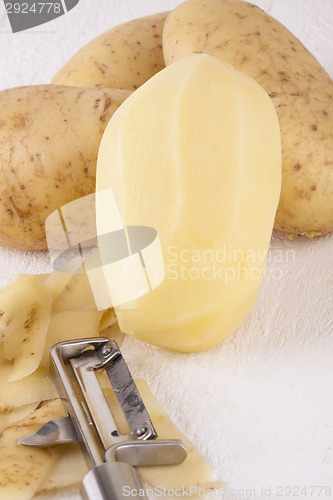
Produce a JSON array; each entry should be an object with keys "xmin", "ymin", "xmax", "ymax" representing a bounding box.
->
[
  {"xmin": 0, "ymin": 400, "xmax": 65, "ymax": 500},
  {"xmin": 0, "ymin": 276, "xmax": 52, "ymax": 381}
]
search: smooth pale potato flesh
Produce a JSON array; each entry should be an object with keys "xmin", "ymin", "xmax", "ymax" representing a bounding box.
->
[
  {"xmin": 0, "ymin": 85, "xmax": 131, "ymax": 250},
  {"xmin": 163, "ymin": 0, "xmax": 333, "ymax": 235},
  {"xmin": 52, "ymin": 12, "xmax": 168, "ymax": 91},
  {"xmin": 96, "ymin": 54, "xmax": 281, "ymax": 352}
]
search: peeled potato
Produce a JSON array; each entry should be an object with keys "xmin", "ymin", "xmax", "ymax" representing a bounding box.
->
[
  {"xmin": 163, "ymin": 0, "xmax": 333, "ymax": 235},
  {"xmin": 96, "ymin": 54, "xmax": 281, "ymax": 351},
  {"xmin": 52, "ymin": 13, "xmax": 168, "ymax": 91},
  {"xmin": 0, "ymin": 85, "xmax": 130, "ymax": 250}
]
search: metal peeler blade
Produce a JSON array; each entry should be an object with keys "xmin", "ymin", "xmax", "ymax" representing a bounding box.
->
[
  {"xmin": 18, "ymin": 337, "xmax": 187, "ymax": 500},
  {"xmin": 18, "ymin": 416, "xmax": 78, "ymax": 447}
]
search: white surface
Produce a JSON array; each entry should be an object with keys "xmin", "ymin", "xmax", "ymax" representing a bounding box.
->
[{"xmin": 0, "ymin": 1, "xmax": 332, "ymax": 499}]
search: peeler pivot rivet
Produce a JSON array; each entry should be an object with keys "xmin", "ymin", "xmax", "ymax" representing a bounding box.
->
[
  {"xmin": 135, "ymin": 425, "xmax": 147, "ymax": 437},
  {"xmin": 102, "ymin": 345, "xmax": 112, "ymax": 357}
]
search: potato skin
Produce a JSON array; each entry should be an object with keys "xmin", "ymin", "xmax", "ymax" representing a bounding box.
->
[
  {"xmin": 52, "ymin": 12, "xmax": 169, "ymax": 91},
  {"xmin": 0, "ymin": 85, "xmax": 131, "ymax": 250},
  {"xmin": 163, "ymin": 0, "xmax": 333, "ymax": 235}
]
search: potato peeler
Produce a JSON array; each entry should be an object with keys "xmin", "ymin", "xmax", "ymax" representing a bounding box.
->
[{"xmin": 18, "ymin": 338, "xmax": 187, "ymax": 500}]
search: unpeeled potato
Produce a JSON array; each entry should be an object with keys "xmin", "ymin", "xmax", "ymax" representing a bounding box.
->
[
  {"xmin": 163, "ymin": 0, "xmax": 333, "ymax": 235},
  {"xmin": 52, "ymin": 12, "xmax": 168, "ymax": 91},
  {"xmin": 0, "ymin": 85, "xmax": 130, "ymax": 250}
]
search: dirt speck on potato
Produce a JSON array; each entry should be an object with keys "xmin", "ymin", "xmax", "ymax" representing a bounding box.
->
[
  {"xmin": 94, "ymin": 61, "xmax": 107, "ymax": 75},
  {"xmin": 99, "ymin": 95, "xmax": 112, "ymax": 122},
  {"xmin": 24, "ymin": 307, "xmax": 37, "ymax": 332},
  {"xmin": 13, "ymin": 114, "xmax": 33, "ymax": 129}
]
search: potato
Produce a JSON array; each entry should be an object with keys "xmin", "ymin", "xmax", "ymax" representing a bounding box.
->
[
  {"xmin": 96, "ymin": 54, "xmax": 281, "ymax": 352},
  {"xmin": 52, "ymin": 12, "xmax": 168, "ymax": 91},
  {"xmin": 163, "ymin": 0, "xmax": 333, "ymax": 236},
  {"xmin": 0, "ymin": 85, "xmax": 131, "ymax": 250}
]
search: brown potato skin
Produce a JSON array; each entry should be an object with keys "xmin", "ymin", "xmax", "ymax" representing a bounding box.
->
[
  {"xmin": 0, "ymin": 85, "xmax": 131, "ymax": 250},
  {"xmin": 163, "ymin": 0, "xmax": 333, "ymax": 235},
  {"xmin": 52, "ymin": 12, "xmax": 169, "ymax": 91}
]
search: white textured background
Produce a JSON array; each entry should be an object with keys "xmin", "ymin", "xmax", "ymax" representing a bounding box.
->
[{"xmin": 0, "ymin": 1, "xmax": 332, "ymax": 500}]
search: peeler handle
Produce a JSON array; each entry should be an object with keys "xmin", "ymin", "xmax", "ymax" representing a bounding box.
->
[{"xmin": 81, "ymin": 461, "xmax": 147, "ymax": 500}]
